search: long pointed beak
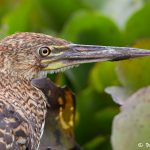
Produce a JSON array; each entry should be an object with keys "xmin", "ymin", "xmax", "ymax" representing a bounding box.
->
[
  {"xmin": 42, "ymin": 44, "xmax": 150, "ymax": 72},
  {"xmin": 66, "ymin": 44, "xmax": 150, "ymax": 61}
]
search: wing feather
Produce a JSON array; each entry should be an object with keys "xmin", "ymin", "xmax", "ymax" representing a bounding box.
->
[{"xmin": 0, "ymin": 100, "xmax": 31, "ymax": 150}]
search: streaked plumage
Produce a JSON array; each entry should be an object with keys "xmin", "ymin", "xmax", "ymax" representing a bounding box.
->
[
  {"xmin": 0, "ymin": 72, "xmax": 46, "ymax": 149},
  {"xmin": 0, "ymin": 32, "xmax": 69, "ymax": 149}
]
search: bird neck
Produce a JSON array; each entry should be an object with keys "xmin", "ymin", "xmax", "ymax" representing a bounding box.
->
[
  {"xmin": 0, "ymin": 72, "xmax": 47, "ymax": 127},
  {"xmin": 0, "ymin": 72, "xmax": 46, "ymax": 104},
  {"xmin": 0, "ymin": 69, "xmax": 37, "ymax": 81},
  {"xmin": 0, "ymin": 72, "xmax": 47, "ymax": 148}
]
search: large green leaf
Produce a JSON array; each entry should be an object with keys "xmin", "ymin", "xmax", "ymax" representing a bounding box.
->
[
  {"xmin": 39, "ymin": 0, "xmax": 85, "ymax": 31},
  {"xmin": 125, "ymin": 2, "xmax": 150, "ymax": 43},
  {"xmin": 0, "ymin": 0, "xmax": 19, "ymax": 22},
  {"xmin": 76, "ymin": 87, "xmax": 103, "ymax": 145},
  {"xmin": 62, "ymin": 11, "xmax": 123, "ymax": 45},
  {"xmin": 1, "ymin": 0, "xmax": 32, "ymax": 34},
  {"xmin": 27, "ymin": 1, "xmax": 55, "ymax": 33},
  {"xmin": 75, "ymin": 87, "xmax": 116, "ymax": 146},
  {"xmin": 95, "ymin": 107, "xmax": 119, "ymax": 134},
  {"xmin": 0, "ymin": 0, "xmax": 56, "ymax": 35}
]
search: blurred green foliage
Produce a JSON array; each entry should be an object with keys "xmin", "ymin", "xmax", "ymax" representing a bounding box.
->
[{"xmin": 1, "ymin": 0, "xmax": 150, "ymax": 149}]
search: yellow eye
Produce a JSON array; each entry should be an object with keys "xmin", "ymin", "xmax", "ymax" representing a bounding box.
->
[{"xmin": 39, "ymin": 47, "xmax": 51, "ymax": 57}]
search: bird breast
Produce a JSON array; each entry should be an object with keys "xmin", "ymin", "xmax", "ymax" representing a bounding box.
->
[{"xmin": 0, "ymin": 73, "xmax": 47, "ymax": 149}]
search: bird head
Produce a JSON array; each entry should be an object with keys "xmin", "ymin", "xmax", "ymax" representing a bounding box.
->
[{"xmin": 0, "ymin": 32, "xmax": 150, "ymax": 80}]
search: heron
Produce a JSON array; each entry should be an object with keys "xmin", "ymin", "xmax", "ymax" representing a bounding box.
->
[{"xmin": 0, "ymin": 32, "xmax": 150, "ymax": 149}]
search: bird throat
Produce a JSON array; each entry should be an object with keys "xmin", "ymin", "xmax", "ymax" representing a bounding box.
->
[{"xmin": 37, "ymin": 65, "xmax": 79, "ymax": 78}]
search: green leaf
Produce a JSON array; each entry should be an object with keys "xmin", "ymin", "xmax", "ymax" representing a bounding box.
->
[
  {"xmin": 0, "ymin": 0, "xmax": 56, "ymax": 35},
  {"xmin": 28, "ymin": 1, "xmax": 55, "ymax": 33},
  {"xmin": 39, "ymin": 0, "xmax": 85, "ymax": 31},
  {"xmin": 65, "ymin": 64, "xmax": 94, "ymax": 91},
  {"xmin": 89, "ymin": 62, "xmax": 119, "ymax": 92},
  {"xmin": 125, "ymin": 2, "xmax": 150, "ymax": 43},
  {"xmin": 76, "ymin": 87, "xmax": 115, "ymax": 145},
  {"xmin": 1, "ymin": 0, "xmax": 32, "ymax": 34},
  {"xmin": 95, "ymin": 107, "xmax": 119, "ymax": 134},
  {"xmin": 76, "ymin": 87, "xmax": 102, "ymax": 144},
  {"xmin": 84, "ymin": 136, "xmax": 106, "ymax": 150},
  {"xmin": 62, "ymin": 11, "xmax": 123, "ymax": 45}
]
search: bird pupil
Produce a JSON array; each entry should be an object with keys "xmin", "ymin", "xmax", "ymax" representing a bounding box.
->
[{"xmin": 43, "ymin": 49, "xmax": 48, "ymax": 54}]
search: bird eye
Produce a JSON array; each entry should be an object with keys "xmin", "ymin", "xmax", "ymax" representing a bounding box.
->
[{"xmin": 38, "ymin": 47, "xmax": 51, "ymax": 57}]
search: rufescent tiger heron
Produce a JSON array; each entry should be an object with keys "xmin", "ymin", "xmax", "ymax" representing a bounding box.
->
[{"xmin": 0, "ymin": 32, "xmax": 150, "ymax": 150}]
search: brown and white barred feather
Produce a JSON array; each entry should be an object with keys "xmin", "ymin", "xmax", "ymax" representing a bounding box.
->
[
  {"xmin": 0, "ymin": 73, "xmax": 47, "ymax": 150},
  {"xmin": 0, "ymin": 100, "xmax": 31, "ymax": 149}
]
